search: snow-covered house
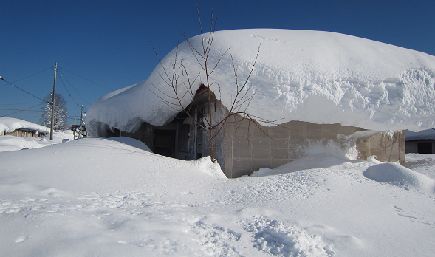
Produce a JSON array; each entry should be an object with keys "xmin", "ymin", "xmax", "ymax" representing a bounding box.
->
[
  {"xmin": 405, "ymin": 129, "xmax": 435, "ymax": 154},
  {"xmin": 0, "ymin": 117, "xmax": 49, "ymax": 138},
  {"xmin": 87, "ymin": 29, "xmax": 435, "ymax": 177}
]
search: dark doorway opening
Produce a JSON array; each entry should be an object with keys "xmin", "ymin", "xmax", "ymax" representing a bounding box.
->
[
  {"xmin": 417, "ymin": 142, "xmax": 433, "ymax": 154},
  {"xmin": 153, "ymin": 129, "xmax": 176, "ymax": 157}
]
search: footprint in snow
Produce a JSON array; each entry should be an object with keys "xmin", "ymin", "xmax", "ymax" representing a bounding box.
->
[
  {"xmin": 242, "ymin": 216, "xmax": 335, "ymax": 257},
  {"xmin": 394, "ymin": 205, "xmax": 435, "ymax": 227}
]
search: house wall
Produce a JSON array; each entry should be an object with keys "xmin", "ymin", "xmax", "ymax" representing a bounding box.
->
[
  {"xmin": 5, "ymin": 130, "xmax": 38, "ymax": 138},
  {"xmin": 89, "ymin": 94, "xmax": 405, "ymax": 178},
  {"xmin": 405, "ymin": 141, "xmax": 418, "ymax": 153},
  {"xmin": 355, "ymin": 131, "xmax": 405, "ymax": 162},
  {"xmin": 219, "ymin": 115, "xmax": 405, "ymax": 178}
]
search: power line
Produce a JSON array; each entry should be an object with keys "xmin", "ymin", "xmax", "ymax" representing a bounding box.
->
[
  {"xmin": 58, "ymin": 70, "xmax": 81, "ymax": 108},
  {"xmin": 0, "ymin": 67, "xmax": 85, "ymax": 126},
  {"xmin": 0, "ymin": 102, "xmax": 36, "ymax": 106},
  {"xmin": 60, "ymin": 66, "xmax": 106, "ymax": 91},
  {"xmin": 58, "ymin": 68, "xmax": 87, "ymax": 103},
  {"xmin": 1, "ymin": 107, "xmax": 83, "ymax": 120},
  {"xmin": 10, "ymin": 66, "xmax": 52, "ymax": 84},
  {"xmin": 0, "ymin": 107, "xmax": 44, "ymax": 117},
  {"xmin": 0, "ymin": 108, "xmax": 44, "ymax": 111},
  {"xmin": 0, "ymin": 78, "xmax": 49, "ymax": 104}
]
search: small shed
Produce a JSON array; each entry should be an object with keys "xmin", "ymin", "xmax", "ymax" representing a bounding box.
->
[
  {"xmin": 93, "ymin": 87, "xmax": 405, "ymax": 178},
  {"xmin": 86, "ymin": 30, "xmax": 434, "ymax": 177}
]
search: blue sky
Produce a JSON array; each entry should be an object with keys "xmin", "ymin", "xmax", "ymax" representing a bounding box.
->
[{"xmin": 1, "ymin": 0, "xmax": 434, "ymax": 124}]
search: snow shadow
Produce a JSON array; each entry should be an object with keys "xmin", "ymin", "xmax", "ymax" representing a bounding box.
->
[
  {"xmin": 252, "ymin": 155, "xmax": 350, "ymax": 177},
  {"xmin": 253, "ymin": 141, "xmax": 356, "ymax": 177},
  {"xmin": 104, "ymin": 137, "xmax": 151, "ymax": 152}
]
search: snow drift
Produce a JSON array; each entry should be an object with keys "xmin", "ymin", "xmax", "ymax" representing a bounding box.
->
[
  {"xmin": 0, "ymin": 117, "xmax": 49, "ymax": 133},
  {"xmin": 0, "ymin": 137, "xmax": 225, "ymax": 193},
  {"xmin": 363, "ymin": 162, "xmax": 435, "ymax": 194},
  {"xmin": 86, "ymin": 29, "xmax": 435, "ymax": 134},
  {"xmin": 0, "ymin": 136, "xmax": 51, "ymax": 152}
]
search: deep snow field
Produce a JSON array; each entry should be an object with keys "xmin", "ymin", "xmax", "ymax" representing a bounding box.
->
[{"xmin": 0, "ymin": 138, "xmax": 434, "ymax": 257}]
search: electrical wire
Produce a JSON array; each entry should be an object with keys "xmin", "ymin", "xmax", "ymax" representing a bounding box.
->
[
  {"xmin": 60, "ymin": 66, "xmax": 107, "ymax": 91},
  {"xmin": 0, "ymin": 71, "xmax": 84, "ymax": 131},
  {"xmin": 10, "ymin": 66, "xmax": 52, "ymax": 84},
  {"xmin": 0, "ymin": 78, "xmax": 50, "ymax": 104},
  {"xmin": 0, "ymin": 106, "xmax": 44, "ymax": 116},
  {"xmin": 58, "ymin": 68, "xmax": 87, "ymax": 104},
  {"xmin": 58, "ymin": 70, "xmax": 81, "ymax": 108}
]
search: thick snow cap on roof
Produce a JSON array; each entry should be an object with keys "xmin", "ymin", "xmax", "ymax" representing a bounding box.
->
[
  {"xmin": 0, "ymin": 117, "xmax": 49, "ymax": 133},
  {"xmin": 87, "ymin": 29, "xmax": 435, "ymax": 133},
  {"xmin": 405, "ymin": 128, "xmax": 435, "ymax": 141}
]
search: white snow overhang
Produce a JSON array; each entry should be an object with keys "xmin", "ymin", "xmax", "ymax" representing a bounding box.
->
[{"xmin": 86, "ymin": 29, "xmax": 435, "ymax": 134}]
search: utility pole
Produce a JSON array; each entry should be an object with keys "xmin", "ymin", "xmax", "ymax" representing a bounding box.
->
[
  {"xmin": 79, "ymin": 105, "xmax": 84, "ymax": 139},
  {"xmin": 49, "ymin": 62, "xmax": 58, "ymax": 140}
]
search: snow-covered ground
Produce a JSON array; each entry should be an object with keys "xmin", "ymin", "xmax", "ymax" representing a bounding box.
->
[
  {"xmin": 0, "ymin": 136, "xmax": 54, "ymax": 152},
  {"xmin": 0, "ymin": 138, "xmax": 434, "ymax": 257},
  {"xmin": 405, "ymin": 154, "xmax": 435, "ymax": 179},
  {"xmin": 0, "ymin": 130, "xmax": 74, "ymax": 152}
]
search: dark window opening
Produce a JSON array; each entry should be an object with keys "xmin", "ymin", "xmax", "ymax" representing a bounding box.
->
[
  {"xmin": 112, "ymin": 128, "xmax": 121, "ymax": 137},
  {"xmin": 153, "ymin": 129, "xmax": 176, "ymax": 157},
  {"xmin": 417, "ymin": 142, "xmax": 433, "ymax": 154}
]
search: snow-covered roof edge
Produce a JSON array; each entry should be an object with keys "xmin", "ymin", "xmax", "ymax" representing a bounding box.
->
[
  {"xmin": 86, "ymin": 29, "xmax": 435, "ymax": 134},
  {"xmin": 0, "ymin": 117, "xmax": 50, "ymax": 133},
  {"xmin": 405, "ymin": 129, "xmax": 435, "ymax": 141}
]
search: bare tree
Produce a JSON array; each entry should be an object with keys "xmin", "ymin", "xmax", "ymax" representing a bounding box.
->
[{"xmin": 151, "ymin": 8, "xmax": 273, "ymax": 161}]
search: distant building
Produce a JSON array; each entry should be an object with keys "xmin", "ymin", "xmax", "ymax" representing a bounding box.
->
[
  {"xmin": 405, "ymin": 129, "xmax": 435, "ymax": 154},
  {"xmin": 0, "ymin": 117, "xmax": 49, "ymax": 138},
  {"xmin": 2, "ymin": 127, "xmax": 47, "ymax": 138}
]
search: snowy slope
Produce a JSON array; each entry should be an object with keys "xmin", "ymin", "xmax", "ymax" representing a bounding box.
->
[
  {"xmin": 0, "ymin": 128, "xmax": 74, "ymax": 153},
  {"xmin": 0, "ymin": 130, "xmax": 74, "ymax": 152},
  {"xmin": 87, "ymin": 29, "xmax": 435, "ymax": 134},
  {"xmin": 0, "ymin": 138, "xmax": 434, "ymax": 257},
  {"xmin": 0, "ymin": 136, "xmax": 53, "ymax": 152},
  {"xmin": 0, "ymin": 117, "xmax": 49, "ymax": 134}
]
